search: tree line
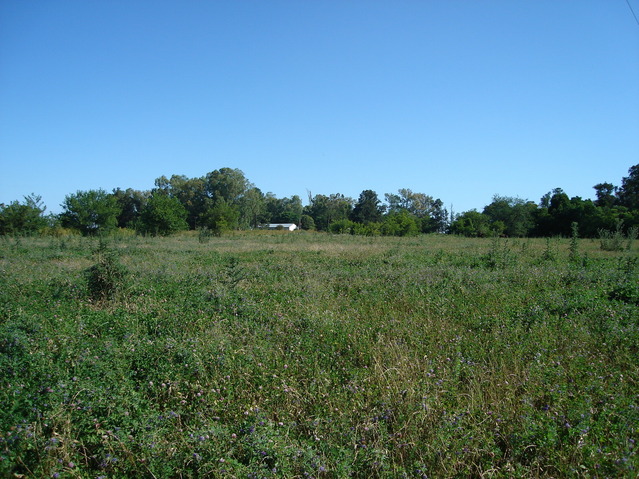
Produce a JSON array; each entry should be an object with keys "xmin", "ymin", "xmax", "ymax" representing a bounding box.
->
[{"xmin": 2, "ymin": 165, "xmax": 639, "ymax": 238}]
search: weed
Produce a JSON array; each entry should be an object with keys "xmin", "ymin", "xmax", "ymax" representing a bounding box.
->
[
  {"xmin": 599, "ymin": 220, "xmax": 637, "ymax": 252},
  {"xmin": 1, "ymin": 234, "xmax": 637, "ymax": 477},
  {"xmin": 85, "ymin": 241, "xmax": 129, "ymax": 302},
  {"xmin": 569, "ymin": 221, "xmax": 580, "ymax": 262},
  {"xmin": 484, "ymin": 235, "xmax": 514, "ymax": 269},
  {"xmin": 541, "ymin": 237, "xmax": 556, "ymax": 262},
  {"xmin": 198, "ymin": 226, "xmax": 213, "ymax": 243}
]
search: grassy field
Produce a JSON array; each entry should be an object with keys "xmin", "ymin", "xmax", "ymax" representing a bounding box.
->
[{"xmin": 1, "ymin": 232, "xmax": 638, "ymax": 478}]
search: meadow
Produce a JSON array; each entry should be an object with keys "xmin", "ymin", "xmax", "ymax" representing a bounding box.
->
[{"xmin": 1, "ymin": 232, "xmax": 637, "ymax": 478}]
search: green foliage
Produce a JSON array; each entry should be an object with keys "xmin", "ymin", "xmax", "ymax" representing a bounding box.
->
[
  {"xmin": 300, "ymin": 214, "xmax": 316, "ymax": 231},
  {"xmin": 450, "ymin": 210, "xmax": 491, "ymax": 237},
  {"xmin": 385, "ymin": 188, "xmax": 448, "ymax": 232},
  {"xmin": 304, "ymin": 193, "xmax": 353, "ymax": 231},
  {"xmin": 112, "ymin": 187, "xmax": 147, "ymax": 228},
  {"xmin": 0, "ymin": 194, "xmax": 48, "ymax": 235},
  {"xmin": 541, "ymin": 236, "xmax": 557, "ymax": 262},
  {"xmin": 484, "ymin": 235, "xmax": 515, "ymax": 269},
  {"xmin": 381, "ymin": 210, "xmax": 419, "ymax": 236},
  {"xmin": 199, "ymin": 198, "xmax": 240, "ymax": 235},
  {"xmin": 205, "ymin": 167, "xmax": 250, "ymax": 204},
  {"xmin": 329, "ymin": 218, "xmax": 356, "ymax": 234},
  {"xmin": 264, "ymin": 194, "xmax": 303, "ymax": 224},
  {"xmin": 617, "ymin": 164, "xmax": 639, "ymax": 209},
  {"xmin": 240, "ymin": 187, "xmax": 268, "ymax": 229},
  {"xmin": 137, "ymin": 193, "xmax": 188, "ymax": 236},
  {"xmin": 483, "ymin": 195, "xmax": 537, "ymax": 237},
  {"xmin": 60, "ymin": 189, "xmax": 121, "ymax": 235},
  {"xmin": 599, "ymin": 220, "xmax": 637, "ymax": 251},
  {"xmin": 350, "ymin": 189, "xmax": 384, "ymax": 224},
  {"xmin": 1, "ymin": 234, "xmax": 638, "ymax": 477},
  {"xmin": 85, "ymin": 240, "xmax": 129, "ymax": 302},
  {"xmin": 569, "ymin": 221, "xmax": 580, "ymax": 262},
  {"xmin": 352, "ymin": 221, "xmax": 381, "ymax": 236}
]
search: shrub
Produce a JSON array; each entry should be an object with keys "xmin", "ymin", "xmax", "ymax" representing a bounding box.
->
[
  {"xmin": 599, "ymin": 220, "xmax": 637, "ymax": 251},
  {"xmin": 85, "ymin": 241, "xmax": 128, "ymax": 302},
  {"xmin": 300, "ymin": 214, "xmax": 316, "ymax": 230},
  {"xmin": 381, "ymin": 211, "xmax": 419, "ymax": 236},
  {"xmin": 329, "ymin": 219, "xmax": 356, "ymax": 234}
]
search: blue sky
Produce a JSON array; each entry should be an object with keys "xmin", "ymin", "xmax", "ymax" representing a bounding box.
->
[{"xmin": 1, "ymin": 1, "xmax": 638, "ymax": 215}]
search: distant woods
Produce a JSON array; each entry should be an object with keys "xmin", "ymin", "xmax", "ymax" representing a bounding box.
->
[{"xmin": 2, "ymin": 165, "xmax": 639, "ymax": 238}]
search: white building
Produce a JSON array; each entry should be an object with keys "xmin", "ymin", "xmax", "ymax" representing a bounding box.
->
[{"xmin": 265, "ymin": 223, "xmax": 298, "ymax": 231}]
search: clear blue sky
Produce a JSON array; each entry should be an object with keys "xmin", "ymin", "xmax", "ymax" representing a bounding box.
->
[{"xmin": 1, "ymin": 0, "xmax": 638, "ymax": 215}]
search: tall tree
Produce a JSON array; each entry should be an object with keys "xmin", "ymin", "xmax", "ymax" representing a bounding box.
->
[
  {"xmin": 381, "ymin": 210, "xmax": 419, "ymax": 236},
  {"xmin": 205, "ymin": 168, "xmax": 249, "ymax": 204},
  {"xmin": 163, "ymin": 175, "xmax": 208, "ymax": 229},
  {"xmin": 450, "ymin": 210, "xmax": 491, "ymax": 237},
  {"xmin": 112, "ymin": 188, "xmax": 147, "ymax": 228},
  {"xmin": 199, "ymin": 198, "xmax": 240, "ymax": 235},
  {"xmin": 385, "ymin": 189, "xmax": 447, "ymax": 232},
  {"xmin": 137, "ymin": 194, "xmax": 188, "ymax": 236},
  {"xmin": 265, "ymin": 194, "xmax": 303, "ymax": 224},
  {"xmin": 239, "ymin": 187, "xmax": 267, "ymax": 229},
  {"xmin": 60, "ymin": 189, "xmax": 121, "ymax": 235},
  {"xmin": 593, "ymin": 182, "xmax": 617, "ymax": 208},
  {"xmin": 483, "ymin": 195, "xmax": 536, "ymax": 237},
  {"xmin": 617, "ymin": 164, "xmax": 639, "ymax": 210},
  {"xmin": 350, "ymin": 190, "xmax": 384, "ymax": 224},
  {"xmin": 0, "ymin": 194, "xmax": 48, "ymax": 235},
  {"xmin": 305, "ymin": 193, "xmax": 353, "ymax": 231}
]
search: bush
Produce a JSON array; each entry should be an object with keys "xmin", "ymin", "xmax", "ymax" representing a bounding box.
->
[
  {"xmin": 352, "ymin": 222, "xmax": 381, "ymax": 236},
  {"xmin": 599, "ymin": 220, "xmax": 637, "ymax": 251},
  {"xmin": 136, "ymin": 194, "xmax": 188, "ymax": 236},
  {"xmin": 85, "ymin": 241, "xmax": 129, "ymax": 302},
  {"xmin": 329, "ymin": 219, "xmax": 356, "ymax": 234},
  {"xmin": 300, "ymin": 214, "xmax": 316, "ymax": 231},
  {"xmin": 381, "ymin": 211, "xmax": 419, "ymax": 236}
]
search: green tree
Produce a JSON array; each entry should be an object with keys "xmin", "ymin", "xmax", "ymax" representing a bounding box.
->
[
  {"xmin": 60, "ymin": 189, "xmax": 121, "ymax": 235},
  {"xmin": 265, "ymin": 194, "xmax": 303, "ymax": 224},
  {"xmin": 538, "ymin": 188, "xmax": 572, "ymax": 236},
  {"xmin": 483, "ymin": 195, "xmax": 537, "ymax": 237},
  {"xmin": 384, "ymin": 189, "xmax": 447, "ymax": 233},
  {"xmin": 239, "ymin": 187, "xmax": 267, "ymax": 229},
  {"xmin": 304, "ymin": 193, "xmax": 353, "ymax": 231},
  {"xmin": 137, "ymin": 194, "xmax": 188, "ymax": 236},
  {"xmin": 0, "ymin": 194, "xmax": 48, "ymax": 235},
  {"xmin": 112, "ymin": 188, "xmax": 147, "ymax": 228},
  {"xmin": 203, "ymin": 168, "xmax": 253, "ymax": 229},
  {"xmin": 381, "ymin": 210, "xmax": 419, "ymax": 236},
  {"xmin": 617, "ymin": 164, "xmax": 639, "ymax": 210},
  {"xmin": 450, "ymin": 210, "xmax": 491, "ymax": 237},
  {"xmin": 152, "ymin": 175, "xmax": 209, "ymax": 229},
  {"xmin": 350, "ymin": 190, "xmax": 384, "ymax": 224},
  {"xmin": 205, "ymin": 168, "xmax": 249, "ymax": 204},
  {"xmin": 329, "ymin": 219, "xmax": 356, "ymax": 234},
  {"xmin": 199, "ymin": 198, "xmax": 240, "ymax": 235},
  {"xmin": 300, "ymin": 214, "xmax": 316, "ymax": 230},
  {"xmin": 593, "ymin": 182, "xmax": 617, "ymax": 208}
]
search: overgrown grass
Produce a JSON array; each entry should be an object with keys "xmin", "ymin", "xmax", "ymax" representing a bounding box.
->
[{"xmin": 1, "ymin": 233, "xmax": 637, "ymax": 477}]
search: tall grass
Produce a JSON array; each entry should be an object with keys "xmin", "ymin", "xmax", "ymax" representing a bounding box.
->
[{"xmin": 1, "ymin": 233, "xmax": 637, "ymax": 477}]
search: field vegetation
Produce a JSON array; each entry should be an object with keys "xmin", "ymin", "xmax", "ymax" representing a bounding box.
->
[{"xmin": 1, "ymin": 232, "xmax": 638, "ymax": 477}]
